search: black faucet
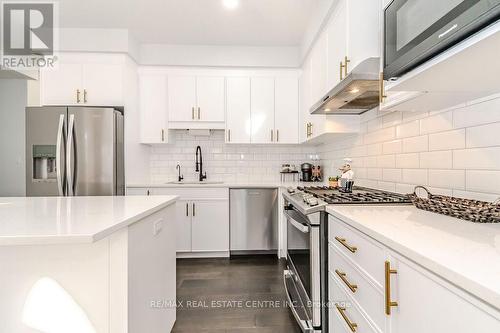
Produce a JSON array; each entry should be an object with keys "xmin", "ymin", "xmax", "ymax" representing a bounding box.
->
[
  {"xmin": 176, "ymin": 164, "xmax": 184, "ymax": 182},
  {"xmin": 195, "ymin": 146, "xmax": 207, "ymax": 182}
]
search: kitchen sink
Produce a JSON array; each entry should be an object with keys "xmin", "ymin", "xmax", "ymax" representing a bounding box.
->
[{"xmin": 166, "ymin": 181, "xmax": 225, "ymax": 185}]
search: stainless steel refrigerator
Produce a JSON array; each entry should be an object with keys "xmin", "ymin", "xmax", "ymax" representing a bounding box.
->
[{"xmin": 26, "ymin": 107, "xmax": 124, "ymax": 196}]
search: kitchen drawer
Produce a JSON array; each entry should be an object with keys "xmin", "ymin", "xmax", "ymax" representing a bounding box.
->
[
  {"xmin": 329, "ymin": 272, "xmax": 379, "ymax": 333},
  {"xmin": 329, "ymin": 244, "xmax": 385, "ymax": 331},
  {"xmin": 152, "ymin": 187, "xmax": 228, "ymax": 200},
  {"xmin": 329, "ymin": 215, "xmax": 385, "ymax": 286}
]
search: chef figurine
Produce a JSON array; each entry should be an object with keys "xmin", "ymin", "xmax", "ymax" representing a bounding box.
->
[{"xmin": 339, "ymin": 158, "xmax": 354, "ymax": 192}]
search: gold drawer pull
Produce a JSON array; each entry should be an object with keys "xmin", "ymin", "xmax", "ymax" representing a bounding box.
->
[
  {"xmin": 335, "ymin": 236, "xmax": 357, "ymax": 253},
  {"xmin": 385, "ymin": 261, "xmax": 398, "ymax": 315},
  {"xmin": 336, "ymin": 305, "xmax": 357, "ymax": 332},
  {"xmin": 335, "ymin": 269, "xmax": 358, "ymax": 293}
]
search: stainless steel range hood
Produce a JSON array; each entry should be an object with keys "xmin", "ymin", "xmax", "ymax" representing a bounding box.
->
[{"xmin": 310, "ymin": 57, "xmax": 381, "ymax": 115}]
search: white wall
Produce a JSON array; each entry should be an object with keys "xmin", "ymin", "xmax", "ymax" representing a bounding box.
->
[
  {"xmin": 149, "ymin": 130, "xmax": 317, "ymax": 184},
  {"xmin": 0, "ymin": 79, "xmax": 27, "ymax": 196},
  {"xmin": 140, "ymin": 44, "xmax": 300, "ymax": 68},
  {"xmin": 318, "ymin": 94, "xmax": 500, "ymax": 202}
]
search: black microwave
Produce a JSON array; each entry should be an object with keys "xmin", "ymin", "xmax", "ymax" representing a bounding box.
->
[{"xmin": 384, "ymin": 0, "xmax": 500, "ymax": 80}]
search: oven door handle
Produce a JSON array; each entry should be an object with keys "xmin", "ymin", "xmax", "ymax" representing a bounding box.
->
[
  {"xmin": 284, "ymin": 270, "xmax": 313, "ymax": 333},
  {"xmin": 285, "ymin": 210, "xmax": 310, "ymax": 234}
]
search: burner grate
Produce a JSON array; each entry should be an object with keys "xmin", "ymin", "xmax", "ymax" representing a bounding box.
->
[{"xmin": 299, "ymin": 186, "xmax": 411, "ymax": 205}]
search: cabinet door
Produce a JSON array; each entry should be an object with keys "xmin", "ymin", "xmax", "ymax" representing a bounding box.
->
[
  {"xmin": 250, "ymin": 77, "xmax": 275, "ymax": 144},
  {"xmin": 175, "ymin": 200, "xmax": 192, "ymax": 252},
  {"xmin": 196, "ymin": 77, "xmax": 225, "ymax": 122},
  {"xmin": 191, "ymin": 200, "xmax": 229, "ymax": 252},
  {"xmin": 299, "ymin": 56, "xmax": 312, "ymax": 143},
  {"xmin": 388, "ymin": 255, "xmax": 500, "ymax": 333},
  {"xmin": 275, "ymin": 77, "xmax": 298, "ymax": 144},
  {"xmin": 346, "ymin": 0, "xmax": 380, "ymax": 72},
  {"xmin": 310, "ymin": 31, "xmax": 328, "ymax": 103},
  {"xmin": 327, "ymin": 0, "xmax": 347, "ymax": 88},
  {"xmin": 41, "ymin": 63, "xmax": 82, "ymax": 105},
  {"xmin": 168, "ymin": 76, "xmax": 197, "ymax": 122},
  {"xmin": 139, "ymin": 74, "xmax": 168, "ymax": 144},
  {"xmin": 82, "ymin": 63, "xmax": 123, "ymax": 106},
  {"xmin": 226, "ymin": 77, "xmax": 251, "ymax": 144}
]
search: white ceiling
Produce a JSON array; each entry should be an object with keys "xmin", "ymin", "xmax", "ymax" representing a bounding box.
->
[{"xmin": 58, "ymin": 0, "xmax": 316, "ymax": 46}]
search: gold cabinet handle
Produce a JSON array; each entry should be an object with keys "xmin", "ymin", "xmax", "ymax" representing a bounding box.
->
[
  {"xmin": 309, "ymin": 123, "xmax": 313, "ymax": 137},
  {"xmin": 76, "ymin": 89, "xmax": 81, "ymax": 103},
  {"xmin": 335, "ymin": 269, "xmax": 358, "ymax": 293},
  {"xmin": 344, "ymin": 56, "xmax": 351, "ymax": 77},
  {"xmin": 340, "ymin": 61, "xmax": 344, "ymax": 81},
  {"xmin": 385, "ymin": 261, "xmax": 398, "ymax": 315},
  {"xmin": 197, "ymin": 107, "xmax": 200, "ymax": 120},
  {"xmin": 186, "ymin": 202, "xmax": 189, "ymax": 217},
  {"xmin": 276, "ymin": 129, "xmax": 279, "ymax": 142},
  {"xmin": 192, "ymin": 107, "xmax": 195, "ymax": 119},
  {"xmin": 379, "ymin": 72, "xmax": 387, "ymax": 104},
  {"xmin": 83, "ymin": 89, "xmax": 88, "ymax": 103},
  {"xmin": 336, "ymin": 305, "xmax": 358, "ymax": 332},
  {"xmin": 335, "ymin": 236, "xmax": 357, "ymax": 253},
  {"xmin": 161, "ymin": 129, "xmax": 165, "ymax": 142},
  {"xmin": 271, "ymin": 129, "xmax": 274, "ymax": 142},
  {"xmin": 192, "ymin": 202, "xmax": 195, "ymax": 217}
]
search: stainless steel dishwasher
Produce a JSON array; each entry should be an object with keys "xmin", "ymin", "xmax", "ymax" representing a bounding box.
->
[{"xmin": 230, "ymin": 188, "xmax": 278, "ymax": 254}]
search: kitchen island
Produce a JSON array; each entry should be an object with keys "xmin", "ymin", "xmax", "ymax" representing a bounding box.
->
[{"xmin": 0, "ymin": 195, "xmax": 178, "ymax": 333}]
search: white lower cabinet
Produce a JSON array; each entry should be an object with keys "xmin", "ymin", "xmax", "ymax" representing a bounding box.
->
[
  {"xmin": 328, "ymin": 215, "xmax": 500, "ymax": 333},
  {"xmin": 130, "ymin": 187, "xmax": 230, "ymax": 256}
]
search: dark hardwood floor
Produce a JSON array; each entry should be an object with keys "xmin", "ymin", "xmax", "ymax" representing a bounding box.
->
[{"xmin": 172, "ymin": 255, "xmax": 301, "ymax": 333}]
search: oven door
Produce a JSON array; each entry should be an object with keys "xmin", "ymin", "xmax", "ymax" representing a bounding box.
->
[
  {"xmin": 284, "ymin": 208, "xmax": 321, "ymax": 332},
  {"xmin": 384, "ymin": 0, "xmax": 500, "ymax": 79}
]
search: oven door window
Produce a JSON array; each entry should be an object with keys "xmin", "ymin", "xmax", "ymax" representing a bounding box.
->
[{"xmin": 287, "ymin": 213, "xmax": 311, "ymax": 295}]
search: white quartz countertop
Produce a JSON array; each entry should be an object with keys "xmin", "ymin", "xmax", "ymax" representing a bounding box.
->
[
  {"xmin": 127, "ymin": 181, "xmax": 324, "ymax": 189},
  {"xmin": 326, "ymin": 205, "xmax": 500, "ymax": 310},
  {"xmin": 0, "ymin": 196, "xmax": 178, "ymax": 246}
]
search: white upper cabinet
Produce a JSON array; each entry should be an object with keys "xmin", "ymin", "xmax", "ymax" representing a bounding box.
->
[
  {"xmin": 168, "ymin": 76, "xmax": 197, "ymax": 122},
  {"xmin": 226, "ymin": 77, "xmax": 251, "ymax": 144},
  {"xmin": 41, "ymin": 63, "xmax": 83, "ymax": 105},
  {"xmin": 40, "ymin": 54, "xmax": 124, "ymax": 106},
  {"xmin": 168, "ymin": 75, "xmax": 225, "ymax": 124},
  {"xmin": 326, "ymin": 0, "xmax": 347, "ymax": 89},
  {"xmin": 345, "ymin": 0, "xmax": 381, "ymax": 72},
  {"xmin": 251, "ymin": 77, "xmax": 275, "ymax": 144},
  {"xmin": 139, "ymin": 74, "xmax": 168, "ymax": 144},
  {"xmin": 196, "ymin": 77, "xmax": 225, "ymax": 122},
  {"xmin": 275, "ymin": 77, "xmax": 299, "ymax": 144},
  {"xmin": 310, "ymin": 31, "xmax": 328, "ymax": 103},
  {"xmin": 82, "ymin": 63, "xmax": 123, "ymax": 106}
]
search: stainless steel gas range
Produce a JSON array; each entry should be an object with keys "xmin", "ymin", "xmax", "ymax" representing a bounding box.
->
[{"xmin": 282, "ymin": 186, "xmax": 411, "ymax": 333}]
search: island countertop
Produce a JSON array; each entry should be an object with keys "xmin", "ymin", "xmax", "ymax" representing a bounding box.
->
[
  {"xmin": 0, "ymin": 195, "xmax": 178, "ymax": 246},
  {"xmin": 327, "ymin": 205, "xmax": 500, "ymax": 311}
]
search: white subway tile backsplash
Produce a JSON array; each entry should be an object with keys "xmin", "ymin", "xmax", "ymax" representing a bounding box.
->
[
  {"xmin": 377, "ymin": 155, "xmax": 396, "ymax": 168},
  {"xmin": 402, "ymin": 169, "xmax": 427, "ymax": 185},
  {"xmin": 377, "ymin": 181, "xmax": 396, "ymax": 192},
  {"xmin": 382, "ymin": 140, "xmax": 402, "ymax": 154},
  {"xmin": 466, "ymin": 122, "xmax": 500, "ymax": 148},
  {"xmin": 420, "ymin": 111, "xmax": 453, "ymax": 134},
  {"xmin": 428, "ymin": 129, "xmax": 465, "ymax": 151},
  {"xmin": 382, "ymin": 111, "xmax": 402, "ymax": 128},
  {"xmin": 402, "ymin": 135, "xmax": 428, "ymax": 153},
  {"xmin": 364, "ymin": 127, "xmax": 395, "ymax": 144},
  {"xmin": 420, "ymin": 151, "xmax": 453, "ymax": 169},
  {"xmin": 396, "ymin": 153, "xmax": 419, "ymax": 168},
  {"xmin": 428, "ymin": 169, "xmax": 465, "ymax": 190},
  {"xmin": 396, "ymin": 120, "xmax": 420, "ymax": 138},
  {"xmin": 383, "ymin": 169, "xmax": 402, "ymax": 182},
  {"xmin": 454, "ymin": 97, "xmax": 500, "ymax": 128},
  {"xmin": 466, "ymin": 170, "xmax": 500, "ymax": 194},
  {"xmin": 453, "ymin": 147, "xmax": 500, "ymax": 170},
  {"xmin": 366, "ymin": 168, "xmax": 382, "ymax": 180},
  {"xmin": 452, "ymin": 190, "xmax": 499, "ymax": 203}
]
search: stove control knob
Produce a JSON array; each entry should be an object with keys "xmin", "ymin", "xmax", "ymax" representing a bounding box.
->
[
  {"xmin": 287, "ymin": 187, "xmax": 296, "ymax": 194},
  {"xmin": 307, "ymin": 198, "xmax": 319, "ymax": 206}
]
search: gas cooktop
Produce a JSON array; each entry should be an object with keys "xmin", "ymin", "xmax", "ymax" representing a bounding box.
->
[{"xmin": 297, "ymin": 186, "xmax": 412, "ymax": 205}]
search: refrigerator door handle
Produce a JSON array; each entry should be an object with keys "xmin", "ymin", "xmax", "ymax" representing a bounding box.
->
[
  {"xmin": 56, "ymin": 114, "xmax": 65, "ymax": 196},
  {"xmin": 66, "ymin": 114, "xmax": 76, "ymax": 196}
]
